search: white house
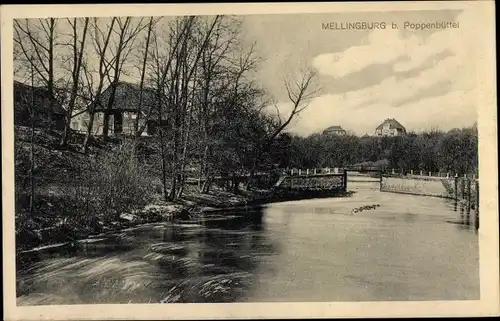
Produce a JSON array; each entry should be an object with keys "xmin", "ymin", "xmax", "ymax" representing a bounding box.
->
[
  {"xmin": 374, "ymin": 118, "xmax": 406, "ymax": 137},
  {"xmin": 70, "ymin": 82, "xmax": 157, "ymax": 136},
  {"xmin": 323, "ymin": 125, "xmax": 347, "ymax": 136}
]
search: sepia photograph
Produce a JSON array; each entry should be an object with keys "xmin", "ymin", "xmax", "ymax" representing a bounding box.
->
[{"xmin": 2, "ymin": 1, "xmax": 498, "ymax": 320}]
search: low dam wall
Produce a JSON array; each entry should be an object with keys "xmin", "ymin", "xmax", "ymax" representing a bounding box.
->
[
  {"xmin": 381, "ymin": 174, "xmax": 479, "ymax": 229},
  {"xmin": 275, "ymin": 170, "xmax": 347, "ymax": 190},
  {"xmin": 380, "ymin": 175, "xmax": 479, "ymax": 221},
  {"xmin": 381, "ymin": 176, "xmax": 451, "ymax": 198}
]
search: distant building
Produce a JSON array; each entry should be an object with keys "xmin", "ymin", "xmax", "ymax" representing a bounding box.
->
[
  {"xmin": 72, "ymin": 81, "xmax": 158, "ymax": 136},
  {"xmin": 323, "ymin": 125, "xmax": 347, "ymax": 136},
  {"xmin": 375, "ymin": 118, "xmax": 406, "ymax": 137},
  {"xmin": 14, "ymin": 81, "xmax": 66, "ymax": 130}
]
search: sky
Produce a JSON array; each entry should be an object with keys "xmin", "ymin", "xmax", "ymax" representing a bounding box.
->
[
  {"xmin": 14, "ymin": 9, "xmax": 478, "ymax": 137},
  {"xmin": 240, "ymin": 9, "xmax": 478, "ymax": 136}
]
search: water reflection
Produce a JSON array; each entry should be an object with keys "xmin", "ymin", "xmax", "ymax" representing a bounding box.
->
[
  {"xmin": 450, "ymin": 201, "xmax": 478, "ymax": 232},
  {"xmin": 17, "ymin": 207, "xmax": 274, "ymax": 304},
  {"xmin": 17, "ymin": 182, "xmax": 479, "ymax": 305}
]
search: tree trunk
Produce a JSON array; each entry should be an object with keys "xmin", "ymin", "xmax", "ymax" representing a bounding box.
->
[
  {"xmin": 29, "ymin": 55, "xmax": 36, "ymax": 214},
  {"xmin": 83, "ymin": 112, "xmax": 96, "ymax": 153},
  {"xmin": 102, "ymin": 82, "xmax": 118, "ymax": 139},
  {"xmin": 61, "ymin": 18, "xmax": 89, "ymax": 147},
  {"xmin": 134, "ymin": 17, "xmax": 153, "ymax": 139},
  {"xmin": 198, "ymin": 145, "xmax": 209, "ymax": 191},
  {"xmin": 232, "ymin": 172, "xmax": 239, "ymax": 194},
  {"xmin": 29, "ymin": 98, "xmax": 36, "ymax": 214}
]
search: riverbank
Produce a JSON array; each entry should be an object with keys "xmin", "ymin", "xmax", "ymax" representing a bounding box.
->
[
  {"xmin": 380, "ymin": 174, "xmax": 478, "ymax": 207},
  {"xmin": 16, "ymin": 182, "xmax": 480, "ymax": 305},
  {"xmin": 14, "ymin": 126, "xmax": 355, "ymax": 254},
  {"xmin": 15, "ymin": 187, "xmax": 253, "ymax": 254},
  {"xmin": 16, "ymin": 185, "xmax": 354, "ymax": 255}
]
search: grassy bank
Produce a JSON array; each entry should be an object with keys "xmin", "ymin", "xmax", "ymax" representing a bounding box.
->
[
  {"xmin": 13, "ymin": 126, "xmax": 254, "ymax": 253},
  {"xmin": 16, "ymin": 184, "xmax": 354, "ymax": 254},
  {"xmin": 14, "ymin": 126, "xmax": 353, "ymax": 254}
]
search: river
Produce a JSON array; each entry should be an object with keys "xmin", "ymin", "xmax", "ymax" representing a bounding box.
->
[{"xmin": 16, "ymin": 179, "xmax": 480, "ymax": 305}]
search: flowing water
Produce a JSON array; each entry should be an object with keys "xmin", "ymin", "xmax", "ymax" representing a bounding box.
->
[{"xmin": 16, "ymin": 180, "xmax": 480, "ymax": 305}]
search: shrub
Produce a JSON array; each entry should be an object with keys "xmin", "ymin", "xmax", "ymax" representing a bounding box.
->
[{"xmin": 69, "ymin": 140, "xmax": 153, "ymax": 223}]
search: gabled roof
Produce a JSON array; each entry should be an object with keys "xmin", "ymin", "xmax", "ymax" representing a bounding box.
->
[
  {"xmin": 90, "ymin": 81, "xmax": 157, "ymax": 115},
  {"xmin": 323, "ymin": 125, "xmax": 346, "ymax": 133},
  {"xmin": 13, "ymin": 80, "xmax": 66, "ymax": 115},
  {"xmin": 376, "ymin": 118, "xmax": 406, "ymax": 131}
]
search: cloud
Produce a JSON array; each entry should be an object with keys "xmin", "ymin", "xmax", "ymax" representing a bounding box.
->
[
  {"xmin": 279, "ymin": 86, "xmax": 476, "ymax": 137},
  {"xmin": 312, "ymin": 29, "xmax": 408, "ymax": 78},
  {"xmin": 288, "ymin": 9, "xmax": 477, "ymax": 136},
  {"xmin": 313, "ymin": 10, "xmax": 474, "ymax": 79},
  {"xmin": 393, "ymin": 11, "xmax": 473, "ymax": 73},
  {"xmin": 274, "ymin": 49, "xmax": 475, "ymax": 136}
]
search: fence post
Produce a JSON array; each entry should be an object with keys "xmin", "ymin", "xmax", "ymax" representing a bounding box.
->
[
  {"xmin": 467, "ymin": 178, "xmax": 472, "ymax": 215},
  {"xmin": 475, "ymin": 179, "xmax": 479, "ymax": 230},
  {"xmin": 454, "ymin": 173, "xmax": 458, "ymax": 203},
  {"xmin": 379, "ymin": 171, "xmax": 383, "ymax": 191},
  {"xmin": 343, "ymin": 169, "xmax": 348, "ymax": 191},
  {"xmin": 429, "ymin": 171, "xmax": 431, "ymax": 176},
  {"xmin": 420, "ymin": 170, "xmax": 423, "ymax": 176},
  {"xmin": 306, "ymin": 169, "xmax": 309, "ymax": 175},
  {"xmin": 299, "ymin": 169, "xmax": 302, "ymax": 176},
  {"xmin": 446, "ymin": 172, "xmax": 449, "ymax": 178},
  {"xmin": 313, "ymin": 168, "xmax": 317, "ymax": 175},
  {"xmin": 410, "ymin": 170, "xmax": 413, "ymax": 175},
  {"xmin": 392, "ymin": 168, "xmax": 395, "ymax": 174},
  {"xmin": 461, "ymin": 176, "xmax": 466, "ymax": 200}
]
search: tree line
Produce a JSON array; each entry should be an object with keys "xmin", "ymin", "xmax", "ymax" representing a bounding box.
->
[
  {"xmin": 269, "ymin": 125, "xmax": 478, "ymax": 176},
  {"xmin": 13, "ymin": 15, "xmax": 477, "ymax": 227},
  {"xmin": 13, "ymin": 15, "xmax": 319, "ymax": 220}
]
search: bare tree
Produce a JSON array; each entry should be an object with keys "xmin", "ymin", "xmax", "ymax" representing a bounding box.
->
[
  {"xmin": 14, "ymin": 18, "xmax": 58, "ymax": 127},
  {"xmin": 14, "ymin": 18, "xmax": 62, "ymax": 214},
  {"xmin": 271, "ymin": 68, "xmax": 320, "ymax": 143},
  {"xmin": 101, "ymin": 17, "xmax": 147, "ymax": 139},
  {"xmin": 145, "ymin": 16, "xmax": 196, "ymax": 201},
  {"xmin": 133, "ymin": 17, "xmax": 156, "ymax": 139},
  {"xmin": 248, "ymin": 68, "xmax": 320, "ymax": 186},
  {"xmin": 82, "ymin": 18, "xmax": 116, "ymax": 152},
  {"xmin": 172, "ymin": 16, "xmax": 225, "ymax": 199},
  {"xmin": 28, "ymin": 57, "xmax": 36, "ymax": 214},
  {"xmin": 194, "ymin": 17, "xmax": 247, "ymax": 193},
  {"xmin": 60, "ymin": 18, "xmax": 89, "ymax": 146},
  {"xmin": 146, "ymin": 16, "xmax": 223, "ymax": 200}
]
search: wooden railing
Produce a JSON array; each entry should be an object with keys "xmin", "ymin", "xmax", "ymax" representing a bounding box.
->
[
  {"xmin": 384, "ymin": 168, "xmax": 478, "ymax": 180},
  {"xmin": 283, "ymin": 167, "xmax": 344, "ymax": 176},
  {"xmin": 276, "ymin": 169, "xmax": 347, "ymax": 191}
]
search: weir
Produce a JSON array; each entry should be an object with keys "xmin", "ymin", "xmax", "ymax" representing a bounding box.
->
[{"xmin": 379, "ymin": 171, "xmax": 479, "ymax": 230}]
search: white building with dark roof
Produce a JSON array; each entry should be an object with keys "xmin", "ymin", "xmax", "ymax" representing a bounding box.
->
[
  {"xmin": 323, "ymin": 125, "xmax": 347, "ymax": 136},
  {"xmin": 374, "ymin": 118, "xmax": 406, "ymax": 137},
  {"xmin": 71, "ymin": 81, "xmax": 157, "ymax": 136}
]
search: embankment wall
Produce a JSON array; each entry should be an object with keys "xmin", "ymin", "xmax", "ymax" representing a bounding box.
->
[
  {"xmin": 381, "ymin": 176, "xmax": 451, "ymax": 198},
  {"xmin": 381, "ymin": 175, "xmax": 478, "ymax": 209}
]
